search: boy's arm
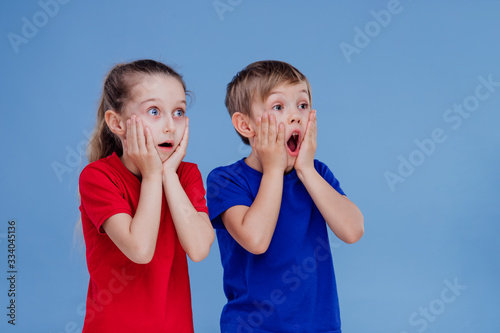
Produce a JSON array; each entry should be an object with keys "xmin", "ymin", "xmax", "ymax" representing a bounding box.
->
[
  {"xmin": 222, "ymin": 113, "xmax": 286, "ymax": 255},
  {"xmin": 162, "ymin": 118, "xmax": 215, "ymax": 262},
  {"xmin": 295, "ymin": 111, "xmax": 364, "ymax": 244},
  {"xmin": 298, "ymin": 170, "xmax": 364, "ymax": 243},
  {"xmin": 103, "ymin": 116, "xmax": 164, "ymax": 264}
]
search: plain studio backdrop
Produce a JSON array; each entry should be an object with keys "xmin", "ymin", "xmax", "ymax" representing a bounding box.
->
[{"xmin": 1, "ymin": 1, "xmax": 499, "ymax": 332}]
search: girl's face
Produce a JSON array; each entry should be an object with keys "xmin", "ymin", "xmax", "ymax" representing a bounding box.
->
[{"xmin": 122, "ymin": 74, "xmax": 187, "ymax": 162}]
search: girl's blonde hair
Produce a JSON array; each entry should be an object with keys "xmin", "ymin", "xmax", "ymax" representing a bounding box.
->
[{"xmin": 87, "ymin": 59, "xmax": 187, "ymax": 162}]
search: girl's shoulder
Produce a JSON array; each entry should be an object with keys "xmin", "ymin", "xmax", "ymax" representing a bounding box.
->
[
  {"xmin": 79, "ymin": 153, "xmax": 128, "ymax": 186},
  {"xmin": 177, "ymin": 161, "xmax": 202, "ymax": 182}
]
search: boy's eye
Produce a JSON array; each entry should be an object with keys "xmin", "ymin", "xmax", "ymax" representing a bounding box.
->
[
  {"xmin": 148, "ymin": 107, "xmax": 160, "ymax": 116},
  {"xmin": 173, "ymin": 109, "xmax": 185, "ymax": 117},
  {"xmin": 298, "ymin": 103, "xmax": 309, "ymax": 110},
  {"xmin": 272, "ymin": 105, "xmax": 283, "ymax": 111}
]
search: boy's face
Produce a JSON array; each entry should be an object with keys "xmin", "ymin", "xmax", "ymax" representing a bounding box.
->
[
  {"xmin": 122, "ymin": 74, "xmax": 187, "ymax": 162},
  {"xmin": 249, "ymin": 81, "xmax": 312, "ymax": 171}
]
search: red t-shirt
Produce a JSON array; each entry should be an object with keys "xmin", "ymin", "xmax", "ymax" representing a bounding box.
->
[{"xmin": 79, "ymin": 152, "xmax": 208, "ymax": 333}]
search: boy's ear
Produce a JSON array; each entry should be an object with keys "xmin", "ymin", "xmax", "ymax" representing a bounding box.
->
[
  {"xmin": 104, "ymin": 110, "xmax": 126, "ymax": 136},
  {"xmin": 232, "ymin": 112, "xmax": 255, "ymax": 140}
]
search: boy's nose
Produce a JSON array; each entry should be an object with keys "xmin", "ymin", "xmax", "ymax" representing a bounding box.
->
[{"xmin": 287, "ymin": 108, "xmax": 302, "ymax": 124}]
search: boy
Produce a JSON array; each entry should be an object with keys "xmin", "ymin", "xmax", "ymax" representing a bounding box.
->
[{"xmin": 207, "ymin": 60, "xmax": 364, "ymax": 333}]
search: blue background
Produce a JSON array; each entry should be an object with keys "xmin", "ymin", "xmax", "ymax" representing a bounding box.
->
[{"xmin": 1, "ymin": 0, "xmax": 499, "ymax": 332}]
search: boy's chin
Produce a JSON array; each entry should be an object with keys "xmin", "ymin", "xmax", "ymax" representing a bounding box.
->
[{"xmin": 285, "ymin": 156, "xmax": 297, "ymax": 173}]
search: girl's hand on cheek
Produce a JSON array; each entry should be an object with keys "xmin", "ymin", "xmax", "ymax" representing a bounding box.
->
[
  {"xmin": 252, "ymin": 113, "xmax": 286, "ymax": 173},
  {"xmin": 162, "ymin": 117, "xmax": 189, "ymax": 174},
  {"xmin": 294, "ymin": 110, "xmax": 317, "ymax": 173},
  {"xmin": 124, "ymin": 115, "xmax": 163, "ymax": 178}
]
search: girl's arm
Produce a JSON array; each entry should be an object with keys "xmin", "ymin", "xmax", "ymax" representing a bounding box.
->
[
  {"xmin": 103, "ymin": 116, "xmax": 164, "ymax": 264},
  {"xmin": 162, "ymin": 118, "xmax": 215, "ymax": 262},
  {"xmin": 222, "ymin": 113, "xmax": 286, "ymax": 255},
  {"xmin": 163, "ymin": 172, "xmax": 214, "ymax": 262},
  {"xmin": 295, "ymin": 111, "xmax": 364, "ymax": 244}
]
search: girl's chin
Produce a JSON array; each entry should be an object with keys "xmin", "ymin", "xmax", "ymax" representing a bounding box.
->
[{"xmin": 158, "ymin": 152, "xmax": 173, "ymax": 163}]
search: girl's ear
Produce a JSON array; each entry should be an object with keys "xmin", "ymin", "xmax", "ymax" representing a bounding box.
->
[
  {"xmin": 232, "ymin": 112, "xmax": 255, "ymax": 140},
  {"xmin": 105, "ymin": 110, "xmax": 126, "ymax": 136}
]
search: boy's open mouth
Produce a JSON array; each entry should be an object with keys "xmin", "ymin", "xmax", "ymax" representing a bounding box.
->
[{"xmin": 287, "ymin": 132, "xmax": 300, "ymax": 154}]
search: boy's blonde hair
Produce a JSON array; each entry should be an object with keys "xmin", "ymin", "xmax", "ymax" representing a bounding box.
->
[{"xmin": 225, "ymin": 60, "xmax": 312, "ymax": 145}]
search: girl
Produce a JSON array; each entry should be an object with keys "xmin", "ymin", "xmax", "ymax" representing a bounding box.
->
[{"xmin": 79, "ymin": 59, "xmax": 214, "ymax": 332}]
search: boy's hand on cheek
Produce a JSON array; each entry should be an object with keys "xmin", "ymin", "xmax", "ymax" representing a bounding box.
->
[
  {"xmin": 124, "ymin": 115, "xmax": 163, "ymax": 178},
  {"xmin": 163, "ymin": 117, "xmax": 189, "ymax": 174},
  {"xmin": 252, "ymin": 113, "xmax": 286, "ymax": 173},
  {"xmin": 295, "ymin": 110, "xmax": 317, "ymax": 173}
]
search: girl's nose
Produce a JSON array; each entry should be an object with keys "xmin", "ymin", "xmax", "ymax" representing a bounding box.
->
[{"xmin": 163, "ymin": 117, "xmax": 176, "ymax": 133}]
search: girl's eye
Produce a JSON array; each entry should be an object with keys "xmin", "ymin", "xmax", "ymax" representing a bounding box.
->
[
  {"xmin": 173, "ymin": 109, "xmax": 185, "ymax": 117},
  {"xmin": 299, "ymin": 103, "xmax": 309, "ymax": 110},
  {"xmin": 272, "ymin": 105, "xmax": 283, "ymax": 111},
  {"xmin": 148, "ymin": 108, "xmax": 160, "ymax": 116}
]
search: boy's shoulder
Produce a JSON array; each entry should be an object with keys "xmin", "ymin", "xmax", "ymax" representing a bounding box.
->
[
  {"xmin": 313, "ymin": 158, "xmax": 330, "ymax": 174},
  {"xmin": 207, "ymin": 158, "xmax": 332, "ymax": 179},
  {"xmin": 208, "ymin": 158, "xmax": 252, "ymax": 180}
]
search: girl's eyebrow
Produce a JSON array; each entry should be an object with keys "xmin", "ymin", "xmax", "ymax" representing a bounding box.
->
[
  {"xmin": 138, "ymin": 98, "xmax": 186, "ymax": 105},
  {"xmin": 139, "ymin": 98, "xmax": 160, "ymax": 105}
]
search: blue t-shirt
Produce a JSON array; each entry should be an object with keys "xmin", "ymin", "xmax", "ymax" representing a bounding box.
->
[{"xmin": 207, "ymin": 158, "xmax": 345, "ymax": 333}]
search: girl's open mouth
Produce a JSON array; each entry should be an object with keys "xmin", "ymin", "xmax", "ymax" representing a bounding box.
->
[{"xmin": 158, "ymin": 141, "xmax": 173, "ymax": 150}]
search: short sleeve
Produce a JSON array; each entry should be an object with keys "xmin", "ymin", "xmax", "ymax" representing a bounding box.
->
[
  {"xmin": 314, "ymin": 160, "xmax": 346, "ymax": 196},
  {"xmin": 178, "ymin": 162, "xmax": 209, "ymax": 215},
  {"xmin": 79, "ymin": 165, "xmax": 132, "ymax": 234},
  {"xmin": 206, "ymin": 166, "xmax": 254, "ymax": 229}
]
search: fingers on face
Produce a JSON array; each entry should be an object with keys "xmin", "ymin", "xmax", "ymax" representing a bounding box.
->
[
  {"xmin": 144, "ymin": 126, "xmax": 155, "ymax": 151},
  {"xmin": 127, "ymin": 115, "xmax": 152, "ymax": 153},
  {"xmin": 268, "ymin": 114, "xmax": 277, "ymax": 140},
  {"xmin": 311, "ymin": 110, "xmax": 317, "ymax": 138},
  {"xmin": 182, "ymin": 117, "xmax": 190, "ymax": 144},
  {"xmin": 126, "ymin": 117, "xmax": 137, "ymax": 152},
  {"xmin": 277, "ymin": 122, "xmax": 285, "ymax": 144},
  {"xmin": 257, "ymin": 113, "xmax": 283, "ymax": 145},
  {"xmin": 260, "ymin": 113, "xmax": 269, "ymax": 144},
  {"xmin": 134, "ymin": 116, "xmax": 146, "ymax": 149},
  {"xmin": 305, "ymin": 110, "xmax": 317, "ymax": 138}
]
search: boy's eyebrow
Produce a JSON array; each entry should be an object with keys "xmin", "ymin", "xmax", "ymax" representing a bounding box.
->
[{"xmin": 268, "ymin": 89, "xmax": 309, "ymax": 97}]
